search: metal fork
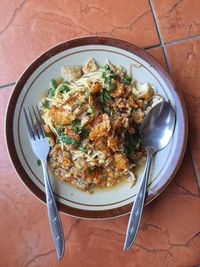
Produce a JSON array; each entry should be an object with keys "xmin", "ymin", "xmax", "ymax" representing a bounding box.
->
[{"xmin": 24, "ymin": 106, "xmax": 65, "ymax": 260}]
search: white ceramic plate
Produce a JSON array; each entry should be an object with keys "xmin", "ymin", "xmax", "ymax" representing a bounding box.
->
[{"xmin": 6, "ymin": 37, "xmax": 188, "ymax": 219}]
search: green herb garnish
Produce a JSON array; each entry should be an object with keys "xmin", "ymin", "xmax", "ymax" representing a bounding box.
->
[
  {"xmin": 50, "ymin": 79, "xmax": 57, "ymax": 89},
  {"xmin": 79, "ymin": 144, "xmax": 87, "ymax": 153},
  {"xmin": 99, "ymin": 158, "xmax": 107, "ymax": 164},
  {"xmin": 87, "ymin": 105, "xmax": 94, "ymax": 114},
  {"xmin": 71, "ymin": 119, "xmax": 88, "ymax": 140},
  {"xmin": 102, "ymin": 64, "xmax": 113, "ymax": 85},
  {"xmin": 125, "ymin": 132, "xmax": 140, "ymax": 155},
  {"xmin": 42, "ymin": 102, "xmax": 49, "ymax": 109},
  {"xmin": 122, "ymin": 74, "xmax": 132, "ymax": 85},
  {"xmin": 58, "ymin": 83, "xmax": 70, "ymax": 93},
  {"xmin": 75, "ymin": 100, "xmax": 82, "ymax": 106},
  {"xmin": 84, "ymin": 92, "xmax": 90, "ymax": 100},
  {"xmin": 102, "ymin": 63, "xmax": 119, "ymax": 91},
  {"xmin": 58, "ymin": 134, "xmax": 80, "ymax": 145},
  {"xmin": 103, "ymin": 64, "xmax": 111, "ymax": 71},
  {"xmin": 48, "ymin": 87, "xmax": 56, "ymax": 97},
  {"xmin": 37, "ymin": 159, "xmax": 41, "ymax": 166},
  {"xmin": 99, "ymin": 89, "xmax": 112, "ymax": 107},
  {"xmin": 104, "ymin": 76, "xmax": 111, "ymax": 85},
  {"xmin": 55, "ymin": 126, "xmax": 64, "ymax": 135},
  {"xmin": 108, "ymin": 82, "xmax": 116, "ymax": 92},
  {"xmin": 102, "ymin": 71, "xmax": 107, "ymax": 79},
  {"xmin": 48, "ymin": 79, "xmax": 58, "ymax": 97},
  {"xmin": 71, "ymin": 119, "xmax": 82, "ymax": 133}
]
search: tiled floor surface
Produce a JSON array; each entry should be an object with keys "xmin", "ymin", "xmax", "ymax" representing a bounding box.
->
[{"xmin": 0, "ymin": 0, "xmax": 200, "ymax": 266}]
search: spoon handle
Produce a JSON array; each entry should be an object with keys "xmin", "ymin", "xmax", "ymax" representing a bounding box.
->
[{"xmin": 124, "ymin": 153, "xmax": 152, "ymax": 251}]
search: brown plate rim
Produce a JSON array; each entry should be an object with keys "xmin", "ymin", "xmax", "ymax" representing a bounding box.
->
[{"xmin": 5, "ymin": 36, "xmax": 188, "ymax": 219}]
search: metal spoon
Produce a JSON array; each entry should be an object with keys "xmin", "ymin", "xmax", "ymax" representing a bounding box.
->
[{"xmin": 124, "ymin": 101, "xmax": 176, "ymax": 251}]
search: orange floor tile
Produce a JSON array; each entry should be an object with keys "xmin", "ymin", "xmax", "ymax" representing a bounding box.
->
[{"xmin": 0, "ymin": 0, "xmax": 200, "ymax": 266}]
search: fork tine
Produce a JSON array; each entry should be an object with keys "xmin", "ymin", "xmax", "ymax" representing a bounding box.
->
[
  {"xmin": 36, "ymin": 106, "xmax": 45, "ymax": 138},
  {"xmin": 32, "ymin": 106, "xmax": 44, "ymax": 138},
  {"xmin": 28, "ymin": 107, "xmax": 40, "ymax": 139},
  {"xmin": 24, "ymin": 108, "xmax": 35, "ymax": 139}
]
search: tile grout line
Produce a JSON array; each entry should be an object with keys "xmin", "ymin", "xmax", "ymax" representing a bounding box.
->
[
  {"xmin": 164, "ymin": 33, "xmax": 200, "ymax": 46},
  {"xmin": 148, "ymin": 0, "xmax": 171, "ymax": 71},
  {"xmin": 188, "ymin": 143, "xmax": 200, "ymax": 195},
  {"xmin": 149, "ymin": 0, "xmax": 200, "ymax": 192},
  {"xmin": 145, "ymin": 33, "xmax": 200, "ymax": 51},
  {"xmin": 0, "ymin": 82, "xmax": 16, "ymax": 89}
]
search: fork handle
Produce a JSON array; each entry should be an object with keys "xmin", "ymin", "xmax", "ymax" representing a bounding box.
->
[
  {"xmin": 124, "ymin": 153, "xmax": 153, "ymax": 250},
  {"xmin": 41, "ymin": 161, "xmax": 65, "ymax": 260}
]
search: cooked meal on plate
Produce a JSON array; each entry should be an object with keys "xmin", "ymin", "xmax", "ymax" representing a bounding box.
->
[{"xmin": 39, "ymin": 58, "xmax": 163, "ymax": 192}]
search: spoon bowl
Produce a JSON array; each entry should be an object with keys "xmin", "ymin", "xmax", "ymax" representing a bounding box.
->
[{"xmin": 140, "ymin": 101, "xmax": 176, "ymax": 154}]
